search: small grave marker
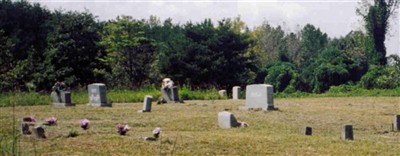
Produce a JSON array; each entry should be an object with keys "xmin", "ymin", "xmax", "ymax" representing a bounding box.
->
[
  {"xmin": 139, "ymin": 95, "xmax": 152, "ymax": 112},
  {"xmin": 218, "ymin": 111, "xmax": 239, "ymax": 129},
  {"xmin": 21, "ymin": 123, "xmax": 31, "ymax": 135},
  {"xmin": 393, "ymin": 115, "xmax": 400, "ymax": 131},
  {"xmin": 342, "ymin": 124, "xmax": 354, "ymax": 140},
  {"xmin": 232, "ymin": 86, "xmax": 241, "ymax": 100},
  {"xmin": 304, "ymin": 126, "xmax": 312, "ymax": 136},
  {"xmin": 34, "ymin": 126, "xmax": 46, "ymax": 139},
  {"xmin": 218, "ymin": 90, "xmax": 227, "ymax": 97}
]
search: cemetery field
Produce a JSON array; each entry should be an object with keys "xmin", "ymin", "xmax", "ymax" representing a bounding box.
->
[{"xmin": 1, "ymin": 97, "xmax": 400, "ymax": 155}]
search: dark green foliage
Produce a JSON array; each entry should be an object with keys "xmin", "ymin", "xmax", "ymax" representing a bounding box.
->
[
  {"xmin": 360, "ymin": 65, "xmax": 400, "ymax": 89},
  {"xmin": 0, "ymin": 0, "xmax": 51, "ymax": 91},
  {"xmin": 264, "ymin": 62, "xmax": 297, "ymax": 92}
]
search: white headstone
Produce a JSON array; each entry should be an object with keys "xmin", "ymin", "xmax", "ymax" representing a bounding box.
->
[
  {"xmin": 218, "ymin": 111, "xmax": 239, "ymax": 129},
  {"xmin": 241, "ymin": 84, "xmax": 275, "ymax": 110},
  {"xmin": 87, "ymin": 83, "xmax": 111, "ymax": 107},
  {"xmin": 232, "ymin": 86, "xmax": 241, "ymax": 100}
]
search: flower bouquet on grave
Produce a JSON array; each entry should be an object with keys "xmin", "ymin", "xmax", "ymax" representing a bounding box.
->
[
  {"xmin": 116, "ymin": 124, "xmax": 130, "ymax": 135},
  {"xmin": 80, "ymin": 118, "xmax": 90, "ymax": 130},
  {"xmin": 145, "ymin": 127, "xmax": 161, "ymax": 141},
  {"xmin": 43, "ymin": 117, "xmax": 57, "ymax": 126},
  {"xmin": 22, "ymin": 116, "xmax": 37, "ymax": 122}
]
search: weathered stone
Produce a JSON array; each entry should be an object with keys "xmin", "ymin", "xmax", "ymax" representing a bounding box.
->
[
  {"xmin": 304, "ymin": 126, "xmax": 312, "ymax": 136},
  {"xmin": 21, "ymin": 123, "xmax": 31, "ymax": 135},
  {"xmin": 87, "ymin": 83, "xmax": 111, "ymax": 107},
  {"xmin": 232, "ymin": 86, "xmax": 241, "ymax": 100},
  {"xmin": 52, "ymin": 91, "xmax": 75, "ymax": 107},
  {"xmin": 393, "ymin": 115, "xmax": 400, "ymax": 131},
  {"xmin": 342, "ymin": 124, "xmax": 353, "ymax": 140},
  {"xmin": 161, "ymin": 86, "xmax": 181, "ymax": 103},
  {"xmin": 218, "ymin": 111, "xmax": 239, "ymax": 129},
  {"xmin": 33, "ymin": 126, "xmax": 46, "ymax": 139},
  {"xmin": 240, "ymin": 84, "xmax": 275, "ymax": 111},
  {"xmin": 218, "ymin": 90, "xmax": 227, "ymax": 97},
  {"xmin": 140, "ymin": 95, "xmax": 152, "ymax": 112}
]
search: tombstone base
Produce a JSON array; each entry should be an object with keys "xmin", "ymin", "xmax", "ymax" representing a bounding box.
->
[
  {"xmin": 138, "ymin": 110, "xmax": 151, "ymax": 113},
  {"xmin": 52, "ymin": 102, "xmax": 75, "ymax": 107},
  {"xmin": 87, "ymin": 103, "xmax": 112, "ymax": 107},
  {"xmin": 238, "ymin": 106, "xmax": 278, "ymax": 111}
]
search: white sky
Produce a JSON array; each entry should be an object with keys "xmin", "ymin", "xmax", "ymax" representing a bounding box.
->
[{"xmin": 30, "ymin": 0, "xmax": 399, "ymax": 56}]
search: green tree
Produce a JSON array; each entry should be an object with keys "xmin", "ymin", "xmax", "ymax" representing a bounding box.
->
[
  {"xmin": 0, "ymin": 0, "xmax": 51, "ymax": 91},
  {"xmin": 357, "ymin": 0, "xmax": 399, "ymax": 65},
  {"xmin": 41, "ymin": 10, "xmax": 107, "ymax": 89},
  {"xmin": 264, "ymin": 62, "xmax": 297, "ymax": 92},
  {"xmin": 299, "ymin": 24, "xmax": 328, "ymax": 67},
  {"xmin": 100, "ymin": 16, "xmax": 157, "ymax": 88}
]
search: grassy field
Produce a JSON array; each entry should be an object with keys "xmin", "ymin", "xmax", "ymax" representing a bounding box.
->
[{"xmin": 1, "ymin": 97, "xmax": 400, "ymax": 155}]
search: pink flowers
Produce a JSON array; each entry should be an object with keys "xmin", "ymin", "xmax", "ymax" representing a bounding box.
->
[
  {"xmin": 23, "ymin": 116, "xmax": 36, "ymax": 122},
  {"xmin": 80, "ymin": 119, "xmax": 90, "ymax": 130},
  {"xmin": 116, "ymin": 124, "xmax": 130, "ymax": 135},
  {"xmin": 44, "ymin": 117, "xmax": 57, "ymax": 126}
]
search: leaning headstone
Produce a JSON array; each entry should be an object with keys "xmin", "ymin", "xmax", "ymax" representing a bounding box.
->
[
  {"xmin": 218, "ymin": 111, "xmax": 239, "ymax": 129},
  {"xmin": 87, "ymin": 83, "xmax": 111, "ymax": 107},
  {"xmin": 232, "ymin": 86, "xmax": 241, "ymax": 100},
  {"xmin": 159, "ymin": 78, "xmax": 182, "ymax": 103},
  {"xmin": 342, "ymin": 124, "xmax": 353, "ymax": 140},
  {"xmin": 304, "ymin": 126, "xmax": 312, "ymax": 136},
  {"xmin": 240, "ymin": 84, "xmax": 275, "ymax": 111},
  {"xmin": 33, "ymin": 126, "xmax": 46, "ymax": 139},
  {"xmin": 139, "ymin": 95, "xmax": 152, "ymax": 112},
  {"xmin": 51, "ymin": 91, "xmax": 75, "ymax": 107},
  {"xmin": 21, "ymin": 123, "xmax": 31, "ymax": 135},
  {"xmin": 393, "ymin": 115, "xmax": 400, "ymax": 131},
  {"xmin": 218, "ymin": 90, "xmax": 227, "ymax": 97}
]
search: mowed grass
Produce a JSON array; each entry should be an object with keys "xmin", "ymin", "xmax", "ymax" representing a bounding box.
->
[{"xmin": 1, "ymin": 97, "xmax": 400, "ymax": 155}]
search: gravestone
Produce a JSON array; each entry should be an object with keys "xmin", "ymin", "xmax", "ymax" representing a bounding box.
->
[
  {"xmin": 218, "ymin": 90, "xmax": 227, "ymax": 97},
  {"xmin": 342, "ymin": 124, "xmax": 353, "ymax": 140},
  {"xmin": 304, "ymin": 126, "xmax": 312, "ymax": 136},
  {"xmin": 218, "ymin": 111, "xmax": 239, "ymax": 129},
  {"xmin": 139, "ymin": 95, "xmax": 152, "ymax": 112},
  {"xmin": 240, "ymin": 84, "xmax": 275, "ymax": 111},
  {"xmin": 161, "ymin": 86, "xmax": 180, "ymax": 103},
  {"xmin": 232, "ymin": 86, "xmax": 241, "ymax": 100},
  {"xmin": 87, "ymin": 83, "xmax": 111, "ymax": 107},
  {"xmin": 393, "ymin": 115, "xmax": 400, "ymax": 131},
  {"xmin": 33, "ymin": 126, "xmax": 46, "ymax": 139},
  {"xmin": 21, "ymin": 123, "xmax": 31, "ymax": 135},
  {"xmin": 51, "ymin": 91, "xmax": 75, "ymax": 107}
]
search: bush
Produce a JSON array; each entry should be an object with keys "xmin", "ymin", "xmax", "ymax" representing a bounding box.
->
[{"xmin": 360, "ymin": 65, "xmax": 400, "ymax": 89}]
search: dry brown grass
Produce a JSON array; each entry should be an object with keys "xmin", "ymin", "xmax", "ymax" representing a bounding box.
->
[{"xmin": 1, "ymin": 97, "xmax": 400, "ymax": 155}]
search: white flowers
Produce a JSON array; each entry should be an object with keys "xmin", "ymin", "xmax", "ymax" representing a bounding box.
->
[
  {"xmin": 116, "ymin": 124, "xmax": 130, "ymax": 135},
  {"xmin": 80, "ymin": 118, "xmax": 90, "ymax": 130}
]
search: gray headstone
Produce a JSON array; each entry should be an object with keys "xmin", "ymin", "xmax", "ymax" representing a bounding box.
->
[
  {"xmin": 141, "ymin": 95, "xmax": 152, "ymax": 112},
  {"xmin": 218, "ymin": 111, "xmax": 239, "ymax": 129},
  {"xmin": 342, "ymin": 124, "xmax": 353, "ymax": 140},
  {"xmin": 393, "ymin": 115, "xmax": 400, "ymax": 131},
  {"xmin": 33, "ymin": 126, "xmax": 46, "ymax": 139},
  {"xmin": 51, "ymin": 91, "xmax": 75, "ymax": 107},
  {"xmin": 232, "ymin": 86, "xmax": 241, "ymax": 100},
  {"xmin": 218, "ymin": 90, "xmax": 227, "ymax": 97},
  {"xmin": 241, "ymin": 84, "xmax": 274, "ymax": 110},
  {"xmin": 21, "ymin": 123, "xmax": 31, "ymax": 135},
  {"xmin": 304, "ymin": 126, "xmax": 312, "ymax": 136},
  {"xmin": 161, "ymin": 86, "xmax": 181, "ymax": 103},
  {"xmin": 87, "ymin": 83, "xmax": 111, "ymax": 107}
]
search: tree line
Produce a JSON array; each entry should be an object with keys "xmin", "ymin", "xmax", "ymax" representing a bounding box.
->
[{"xmin": 0, "ymin": 0, "xmax": 399, "ymax": 93}]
